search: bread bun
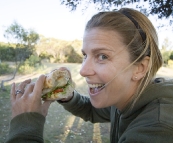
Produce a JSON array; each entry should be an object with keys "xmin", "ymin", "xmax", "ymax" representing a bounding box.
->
[{"xmin": 41, "ymin": 69, "xmax": 75, "ymax": 100}]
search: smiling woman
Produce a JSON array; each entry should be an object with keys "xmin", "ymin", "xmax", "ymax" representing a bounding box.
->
[
  {"xmin": 81, "ymin": 28, "xmax": 135, "ymax": 109},
  {"xmin": 5, "ymin": 8, "xmax": 173, "ymax": 143}
]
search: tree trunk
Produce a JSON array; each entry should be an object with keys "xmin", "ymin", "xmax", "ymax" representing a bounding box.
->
[{"xmin": 0, "ymin": 62, "xmax": 21, "ymax": 91}]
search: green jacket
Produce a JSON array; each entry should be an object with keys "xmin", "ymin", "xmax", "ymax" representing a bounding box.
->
[
  {"xmin": 59, "ymin": 78, "xmax": 173, "ymax": 143},
  {"xmin": 6, "ymin": 112, "xmax": 45, "ymax": 143},
  {"xmin": 6, "ymin": 78, "xmax": 173, "ymax": 143}
]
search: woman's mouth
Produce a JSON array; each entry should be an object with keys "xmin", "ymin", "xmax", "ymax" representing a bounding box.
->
[{"xmin": 88, "ymin": 83, "xmax": 105, "ymax": 95}]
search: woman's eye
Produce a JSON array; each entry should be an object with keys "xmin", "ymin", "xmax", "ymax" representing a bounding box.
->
[
  {"xmin": 98, "ymin": 54, "xmax": 108, "ymax": 61},
  {"xmin": 82, "ymin": 53, "xmax": 87, "ymax": 60}
]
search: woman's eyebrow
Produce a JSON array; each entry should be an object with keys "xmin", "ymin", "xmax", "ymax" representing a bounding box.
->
[{"xmin": 82, "ymin": 47, "xmax": 115, "ymax": 54}]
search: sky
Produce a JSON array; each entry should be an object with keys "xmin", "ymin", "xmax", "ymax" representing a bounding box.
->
[
  {"xmin": 0, "ymin": 0, "xmax": 172, "ymax": 47},
  {"xmin": 0, "ymin": 0, "xmax": 97, "ymax": 41}
]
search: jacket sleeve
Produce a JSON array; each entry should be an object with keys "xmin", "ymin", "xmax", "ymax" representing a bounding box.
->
[
  {"xmin": 5, "ymin": 112, "xmax": 45, "ymax": 143},
  {"xmin": 119, "ymin": 124, "xmax": 173, "ymax": 143},
  {"xmin": 58, "ymin": 91, "xmax": 111, "ymax": 123}
]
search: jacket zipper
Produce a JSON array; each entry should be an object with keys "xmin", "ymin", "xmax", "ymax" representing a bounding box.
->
[
  {"xmin": 116, "ymin": 112, "xmax": 120, "ymax": 142},
  {"xmin": 111, "ymin": 110, "xmax": 120, "ymax": 143}
]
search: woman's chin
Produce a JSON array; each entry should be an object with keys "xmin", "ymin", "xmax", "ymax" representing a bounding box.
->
[{"xmin": 90, "ymin": 96, "xmax": 106, "ymax": 108}]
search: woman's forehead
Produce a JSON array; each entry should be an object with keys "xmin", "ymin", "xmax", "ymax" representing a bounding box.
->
[
  {"xmin": 83, "ymin": 28, "xmax": 125, "ymax": 50},
  {"xmin": 84, "ymin": 28, "xmax": 121, "ymax": 37}
]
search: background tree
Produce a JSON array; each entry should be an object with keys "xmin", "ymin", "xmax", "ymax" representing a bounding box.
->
[
  {"xmin": 170, "ymin": 51, "xmax": 173, "ymax": 60},
  {"xmin": 4, "ymin": 22, "xmax": 39, "ymax": 63},
  {"xmin": 35, "ymin": 36, "xmax": 82, "ymax": 63},
  {"xmin": 1, "ymin": 21, "xmax": 39, "ymax": 91},
  {"xmin": 61, "ymin": 0, "xmax": 173, "ymax": 20},
  {"xmin": 160, "ymin": 38, "xmax": 173, "ymax": 65}
]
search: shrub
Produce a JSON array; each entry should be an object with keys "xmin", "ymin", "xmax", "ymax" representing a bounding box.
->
[
  {"xmin": 0, "ymin": 47, "xmax": 15, "ymax": 61},
  {"xmin": 26, "ymin": 55, "xmax": 41, "ymax": 67},
  {"xmin": 168, "ymin": 60, "xmax": 173, "ymax": 68},
  {"xmin": 0, "ymin": 43, "xmax": 33, "ymax": 62},
  {"xmin": 0, "ymin": 63, "xmax": 13, "ymax": 75},
  {"xmin": 67, "ymin": 49, "xmax": 82, "ymax": 63},
  {"xmin": 170, "ymin": 51, "xmax": 173, "ymax": 60},
  {"xmin": 161, "ymin": 50, "xmax": 171, "ymax": 65},
  {"xmin": 18, "ymin": 55, "xmax": 41, "ymax": 74},
  {"xmin": 39, "ymin": 52, "xmax": 52, "ymax": 60},
  {"xmin": 55, "ymin": 45, "xmax": 82, "ymax": 63},
  {"xmin": 18, "ymin": 64, "xmax": 35, "ymax": 74}
]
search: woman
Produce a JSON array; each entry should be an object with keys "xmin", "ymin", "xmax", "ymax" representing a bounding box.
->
[{"xmin": 6, "ymin": 8, "xmax": 173, "ymax": 143}]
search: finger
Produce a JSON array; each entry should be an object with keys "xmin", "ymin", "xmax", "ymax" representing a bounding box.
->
[
  {"xmin": 42, "ymin": 100, "xmax": 52, "ymax": 117},
  {"xmin": 23, "ymin": 83, "xmax": 35, "ymax": 97},
  {"xmin": 10, "ymin": 83, "xmax": 16, "ymax": 101},
  {"xmin": 17, "ymin": 79, "xmax": 31, "ymax": 91},
  {"xmin": 32, "ymin": 75, "xmax": 46, "ymax": 99},
  {"xmin": 16, "ymin": 79, "xmax": 31, "ymax": 98}
]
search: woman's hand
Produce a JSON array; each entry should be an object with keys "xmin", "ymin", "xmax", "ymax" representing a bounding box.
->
[{"xmin": 10, "ymin": 75, "xmax": 52, "ymax": 119}]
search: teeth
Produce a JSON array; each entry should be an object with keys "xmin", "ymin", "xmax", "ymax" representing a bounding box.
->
[{"xmin": 88, "ymin": 84, "xmax": 104, "ymax": 88}]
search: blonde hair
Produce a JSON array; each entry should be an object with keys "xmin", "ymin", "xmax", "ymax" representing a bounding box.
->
[{"xmin": 85, "ymin": 8, "xmax": 163, "ymax": 104}]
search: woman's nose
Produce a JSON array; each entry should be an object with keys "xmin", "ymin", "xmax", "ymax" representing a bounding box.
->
[{"xmin": 80, "ymin": 58, "xmax": 95, "ymax": 77}]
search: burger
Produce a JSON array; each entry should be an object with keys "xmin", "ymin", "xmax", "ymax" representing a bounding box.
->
[{"xmin": 41, "ymin": 69, "xmax": 75, "ymax": 100}]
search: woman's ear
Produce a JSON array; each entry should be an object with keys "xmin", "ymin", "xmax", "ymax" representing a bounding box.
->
[{"xmin": 132, "ymin": 56, "xmax": 150, "ymax": 81}]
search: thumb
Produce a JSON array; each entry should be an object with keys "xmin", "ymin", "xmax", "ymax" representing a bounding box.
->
[
  {"xmin": 33, "ymin": 74, "xmax": 46, "ymax": 99},
  {"xmin": 41, "ymin": 100, "xmax": 53, "ymax": 117}
]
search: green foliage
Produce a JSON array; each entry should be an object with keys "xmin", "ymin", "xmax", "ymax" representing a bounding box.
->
[
  {"xmin": 25, "ymin": 29, "xmax": 39, "ymax": 46},
  {"xmin": 18, "ymin": 64, "xmax": 35, "ymax": 74},
  {"xmin": 0, "ymin": 46, "xmax": 15, "ymax": 61},
  {"xmin": 168, "ymin": 60, "xmax": 173, "ymax": 69},
  {"xmin": 4, "ymin": 21, "xmax": 25, "ymax": 43},
  {"xmin": 18, "ymin": 55, "xmax": 41, "ymax": 74},
  {"xmin": 67, "ymin": 48, "xmax": 82, "ymax": 63},
  {"xmin": 0, "ymin": 63, "xmax": 13, "ymax": 75},
  {"xmin": 4, "ymin": 21, "xmax": 39, "ymax": 45},
  {"xmin": 0, "ymin": 36, "xmax": 83, "ymax": 64},
  {"xmin": 60, "ymin": 0, "xmax": 172, "ymax": 19},
  {"xmin": 161, "ymin": 50, "xmax": 171, "ymax": 64},
  {"xmin": 36, "ymin": 36, "xmax": 82, "ymax": 63},
  {"xmin": 170, "ymin": 51, "xmax": 173, "ymax": 60},
  {"xmin": 3, "ymin": 21, "xmax": 39, "ymax": 64},
  {"xmin": 15, "ymin": 46, "xmax": 33, "ymax": 61},
  {"xmin": 168, "ymin": 60, "xmax": 173, "ymax": 66},
  {"xmin": 56, "ymin": 45, "xmax": 82, "ymax": 63},
  {"xmin": 39, "ymin": 52, "xmax": 53, "ymax": 60},
  {"xmin": 160, "ymin": 38, "xmax": 173, "ymax": 65},
  {"xmin": 25, "ymin": 55, "xmax": 41, "ymax": 67},
  {"xmin": 0, "ymin": 43, "xmax": 32, "ymax": 62}
]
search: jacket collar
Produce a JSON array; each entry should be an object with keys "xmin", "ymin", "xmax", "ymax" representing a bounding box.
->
[{"xmin": 120, "ymin": 78, "xmax": 173, "ymax": 118}]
